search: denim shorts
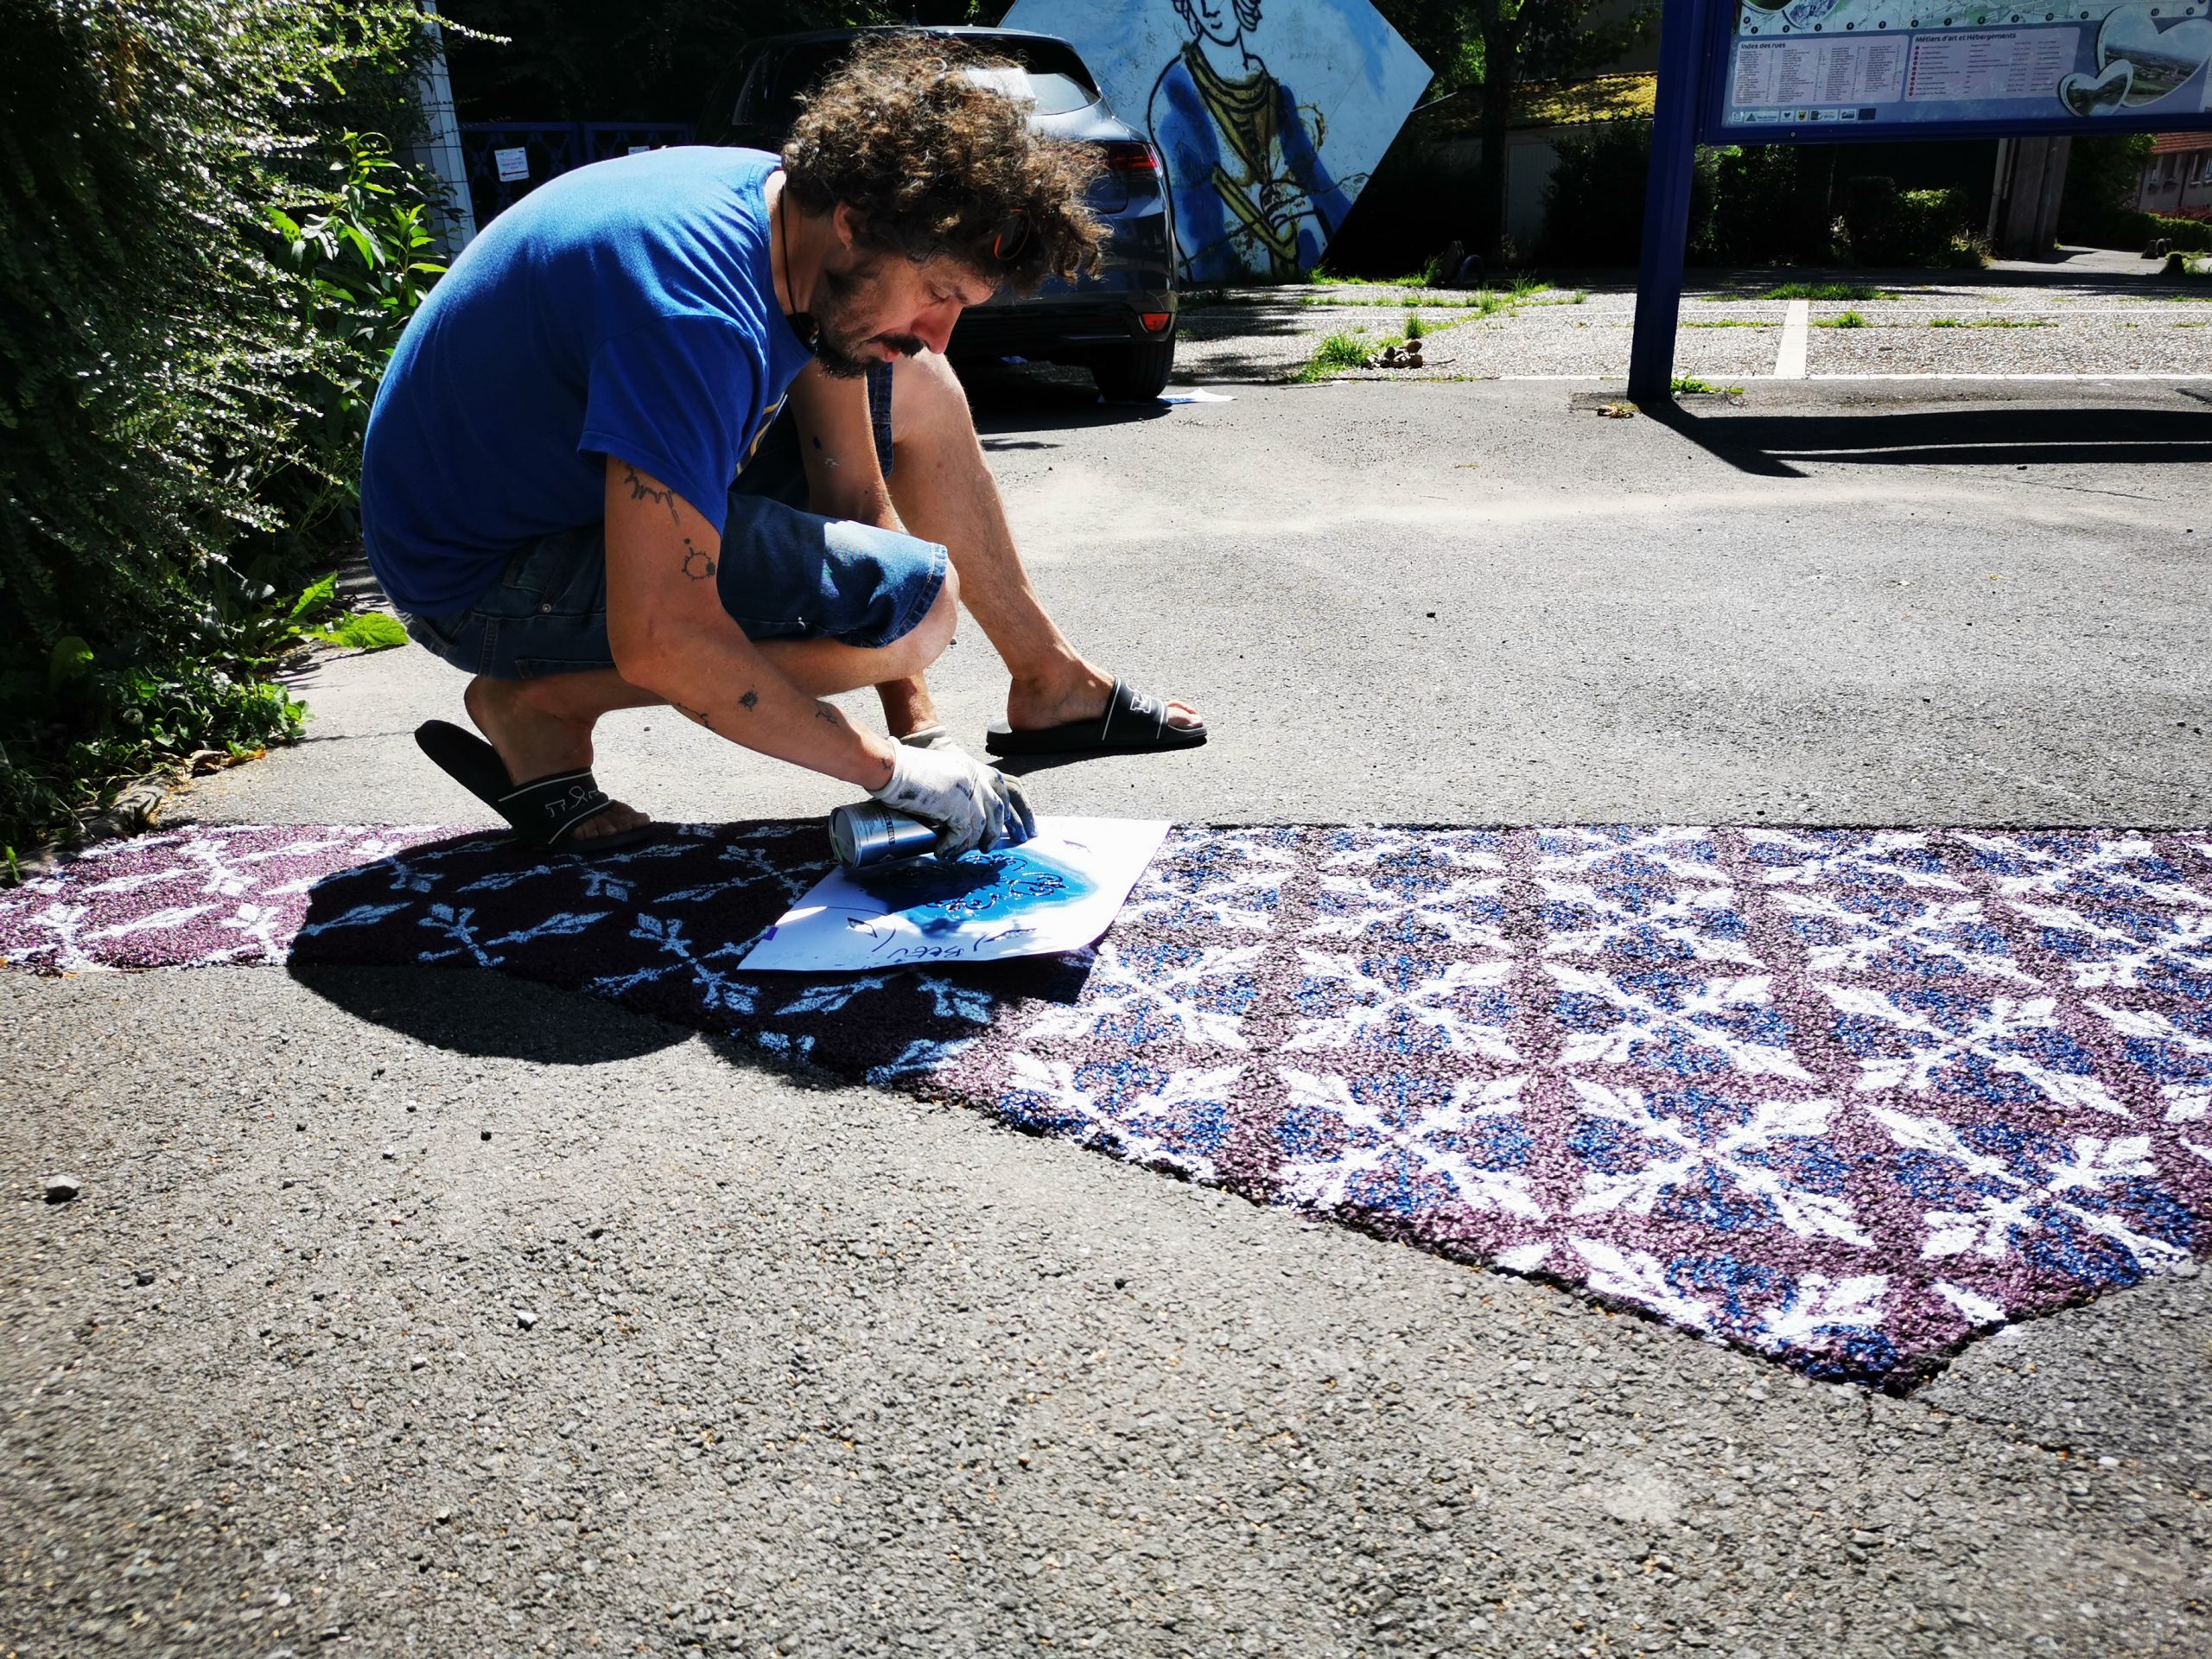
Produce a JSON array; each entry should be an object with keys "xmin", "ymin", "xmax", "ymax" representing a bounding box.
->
[{"xmin": 400, "ymin": 362, "xmax": 928, "ymax": 680}]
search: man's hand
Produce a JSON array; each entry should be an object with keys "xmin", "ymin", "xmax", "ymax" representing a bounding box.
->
[{"xmin": 869, "ymin": 743, "xmax": 1035, "ymax": 857}]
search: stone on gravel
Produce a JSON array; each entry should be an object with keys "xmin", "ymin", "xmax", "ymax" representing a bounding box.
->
[{"xmin": 41, "ymin": 1173, "xmax": 80, "ymax": 1202}]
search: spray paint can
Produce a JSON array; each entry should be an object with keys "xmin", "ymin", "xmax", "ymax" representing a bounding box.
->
[{"xmin": 829, "ymin": 801, "xmax": 938, "ymax": 869}]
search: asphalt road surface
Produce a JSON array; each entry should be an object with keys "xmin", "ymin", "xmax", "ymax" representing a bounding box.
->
[{"xmin": 7, "ymin": 375, "xmax": 2210, "ymax": 1658}]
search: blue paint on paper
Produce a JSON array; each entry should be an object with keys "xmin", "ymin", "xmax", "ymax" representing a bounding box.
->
[{"xmin": 849, "ymin": 845, "xmax": 1096, "ymax": 937}]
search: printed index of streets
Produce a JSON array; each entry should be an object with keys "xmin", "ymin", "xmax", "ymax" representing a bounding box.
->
[{"xmin": 1732, "ymin": 35, "xmax": 1908, "ymax": 110}]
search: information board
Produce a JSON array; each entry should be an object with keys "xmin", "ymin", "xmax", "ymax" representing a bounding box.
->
[{"xmin": 1706, "ymin": 0, "xmax": 2212, "ymax": 138}]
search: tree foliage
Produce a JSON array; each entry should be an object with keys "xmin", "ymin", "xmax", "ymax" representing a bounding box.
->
[{"xmin": 0, "ymin": 0, "xmax": 438, "ymax": 861}]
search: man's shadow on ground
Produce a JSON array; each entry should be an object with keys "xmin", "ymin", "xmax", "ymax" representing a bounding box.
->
[
  {"xmin": 281, "ymin": 825, "xmax": 1090, "ymax": 1071},
  {"xmin": 290, "ymin": 962, "xmax": 694, "ymax": 1065}
]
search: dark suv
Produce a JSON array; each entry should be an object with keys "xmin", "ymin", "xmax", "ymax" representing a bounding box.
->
[{"xmin": 700, "ymin": 26, "xmax": 1179, "ymax": 401}]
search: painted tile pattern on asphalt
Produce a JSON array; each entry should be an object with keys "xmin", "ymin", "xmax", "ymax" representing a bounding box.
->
[{"xmin": 6, "ymin": 820, "xmax": 2209, "ymax": 1384}]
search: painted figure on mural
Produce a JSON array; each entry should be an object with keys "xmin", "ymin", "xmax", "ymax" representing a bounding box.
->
[{"xmin": 1146, "ymin": 0, "xmax": 1358, "ymax": 281}]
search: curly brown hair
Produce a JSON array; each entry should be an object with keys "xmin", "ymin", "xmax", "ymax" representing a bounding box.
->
[{"xmin": 781, "ymin": 32, "xmax": 1106, "ymax": 295}]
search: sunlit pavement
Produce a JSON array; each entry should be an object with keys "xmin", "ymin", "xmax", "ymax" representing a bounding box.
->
[{"xmin": 7, "ymin": 373, "xmax": 2209, "ymax": 1657}]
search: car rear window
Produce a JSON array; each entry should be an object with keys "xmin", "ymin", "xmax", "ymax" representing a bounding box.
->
[
  {"xmin": 765, "ymin": 35, "xmax": 1098, "ymax": 124},
  {"xmin": 961, "ymin": 66, "xmax": 1096, "ymax": 117}
]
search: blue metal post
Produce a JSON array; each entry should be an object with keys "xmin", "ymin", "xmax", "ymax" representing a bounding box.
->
[{"xmin": 1628, "ymin": 0, "xmax": 1711, "ymax": 406}]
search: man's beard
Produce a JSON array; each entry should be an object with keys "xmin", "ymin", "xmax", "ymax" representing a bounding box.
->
[{"xmin": 808, "ymin": 255, "xmax": 927, "ymax": 379}]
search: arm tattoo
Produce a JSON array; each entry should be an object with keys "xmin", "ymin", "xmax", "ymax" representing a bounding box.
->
[
  {"xmin": 679, "ymin": 537, "xmax": 716, "ymax": 581},
  {"xmin": 738, "ymin": 689, "xmax": 759, "ymax": 712},
  {"xmin": 622, "ymin": 466, "xmax": 681, "ymax": 524},
  {"xmin": 673, "ymin": 701, "xmax": 713, "ymax": 731}
]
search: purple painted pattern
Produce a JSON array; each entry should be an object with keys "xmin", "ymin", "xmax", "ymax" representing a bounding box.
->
[{"xmin": 5, "ymin": 821, "xmax": 2209, "ymax": 1384}]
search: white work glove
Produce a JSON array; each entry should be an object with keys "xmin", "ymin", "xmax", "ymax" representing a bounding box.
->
[{"xmin": 869, "ymin": 741, "xmax": 1036, "ymax": 857}]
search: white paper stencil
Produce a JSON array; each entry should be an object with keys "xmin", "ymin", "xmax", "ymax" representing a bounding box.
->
[{"xmin": 738, "ymin": 817, "xmax": 1172, "ymax": 974}]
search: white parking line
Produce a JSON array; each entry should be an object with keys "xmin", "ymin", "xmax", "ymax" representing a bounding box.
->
[{"xmin": 1774, "ymin": 299, "xmax": 1810, "ymax": 379}]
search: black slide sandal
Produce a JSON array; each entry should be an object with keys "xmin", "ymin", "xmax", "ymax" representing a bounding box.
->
[
  {"xmin": 983, "ymin": 678, "xmax": 1207, "ymax": 757},
  {"xmin": 415, "ymin": 720, "xmax": 658, "ymax": 855}
]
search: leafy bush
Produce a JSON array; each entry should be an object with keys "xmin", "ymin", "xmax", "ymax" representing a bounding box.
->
[
  {"xmin": 2060, "ymin": 132, "xmax": 2155, "ymax": 247},
  {"xmin": 1539, "ymin": 131, "xmax": 1843, "ymax": 267},
  {"xmin": 1706, "ymin": 145, "xmax": 1840, "ymax": 265},
  {"xmin": 1538, "ymin": 123, "xmax": 1717, "ymax": 265},
  {"xmin": 0, "ymin": 0, "xmax": 435, "ymax": 863},
  {"xmin": 1840, "ymin": 176, "xmax": 1981, "ymax": 267}
]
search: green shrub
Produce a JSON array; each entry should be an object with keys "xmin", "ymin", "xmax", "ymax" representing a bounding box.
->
[
  {"xmin": 0, "ymin": 0, "xmax": 435, "ymax": 862},
  {"xmin": 1539, "ymin": 124, "xmax": 1721, "ymax": 266},
  {"xmin": 2060, "ymin": 133, "xmax": 2155, "ymax": 246},
  {"xmin": 1840, "ymin": 176, "xmax": 1980, "ymax": 267},
  {"xmin": 2049, "ymin": 135, "xmax": 2212, "ymax": 251},
  {"xmin": 1707, "ymin": 146, "xmax": 1840, "ymax": 265}
]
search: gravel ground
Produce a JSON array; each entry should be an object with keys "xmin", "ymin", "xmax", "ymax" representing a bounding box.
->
[
  {"xmin": 9, "ymin": 966, "xmax": 2212, "ymax": 1659},
  {"xmin": 1172, "ymin": 271, "xmax": 2212, "ymax": 384}
]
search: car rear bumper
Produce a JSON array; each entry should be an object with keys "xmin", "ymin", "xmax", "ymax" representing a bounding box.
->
[{"xmin": 950, "ymin": 293, "xmax": 1176, "ymax": 359}]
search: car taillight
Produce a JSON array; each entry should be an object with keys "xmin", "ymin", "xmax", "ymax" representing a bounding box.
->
[
  {"xmin": 1140, "ymin": 312, "xmax": 1172, "ymax": 334},
  {"xmin": 1101, "ymin": 141, "xmax": 1159, "ymax": 173}
]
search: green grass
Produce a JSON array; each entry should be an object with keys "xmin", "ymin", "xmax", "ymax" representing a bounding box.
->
[
  {"xmin": 1307, "ymin": 266, "xmax": 1446, "ymax": 289},
  {"xmin": 1294, "ymin": 330, "xmax": 1373, "ymax": 382},
  {"xmin": 1758, "ymin": 283, "xmax": 1896, "ymax": 302},
  {"xmin": 1814, "ymin": 310, "xmax": 1871, "ymax": 329},
  {"xmin": 1292, "ymin": 281, "xmax": 1551, "ymax": 379},
  {"xmin": 1671, "ymin": 375, "xmax": 1744, "ymax": 396},
  {"xmin": 1299, "ymin": 294, "xmax": 1497, "ymax": 309}
]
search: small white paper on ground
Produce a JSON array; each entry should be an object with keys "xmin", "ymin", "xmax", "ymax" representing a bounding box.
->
[
  {"xmin": 1159, "ymin": 387, "xmax": 1235, "ymax": 404},
  {"xmin": 739, "ymin": 817, "xmax": 1171, "ymax": 973}
]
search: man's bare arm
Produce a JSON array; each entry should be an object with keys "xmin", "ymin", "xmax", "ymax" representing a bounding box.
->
[
  {"xmin": 602, "ymin": 458, "xmax": 895, "ymax": 789},
  {"xmin": 786, "ymin": 359, "xmax": 900, "ymax": 530}
]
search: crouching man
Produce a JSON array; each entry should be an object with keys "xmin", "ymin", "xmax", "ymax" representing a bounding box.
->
[{"xmin": 360, "ymin": 35, "xmax": 1114, "ymax": 856}]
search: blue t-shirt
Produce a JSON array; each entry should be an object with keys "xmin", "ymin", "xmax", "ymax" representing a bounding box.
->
[{"xmin": 361, "ymin": 147, "xmax": 814, "ymax": 615}]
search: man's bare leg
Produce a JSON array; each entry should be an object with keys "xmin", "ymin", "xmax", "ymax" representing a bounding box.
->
[
  {"xmin": 462, "ymin": 606, "xmax": 956, "ymax": 840},
  {"xmin": 876, "ymin": 351, "xmax": 1201, "ymax": 740}
]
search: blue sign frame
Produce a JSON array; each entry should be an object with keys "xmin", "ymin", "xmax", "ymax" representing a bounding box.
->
[{"xmin": 1697, "ymin": 0, "xmax": 2212, "ymax": 144}]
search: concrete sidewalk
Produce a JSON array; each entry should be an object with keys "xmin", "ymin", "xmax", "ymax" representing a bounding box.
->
[{"xmin": 7, "ymin": 377, "xmax": 2210, "ymax": 1659}]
